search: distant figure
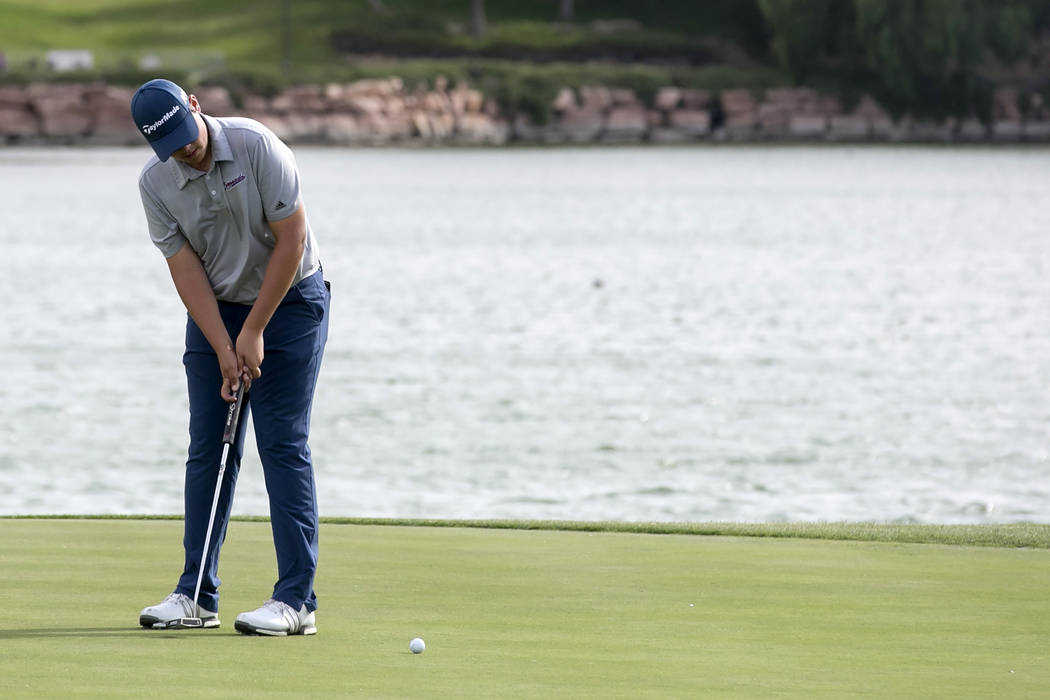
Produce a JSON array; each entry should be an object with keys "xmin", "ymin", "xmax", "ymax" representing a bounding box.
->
[{"xmin": 131, "ymin": 79, "xmax": 330, "ymax": 636}]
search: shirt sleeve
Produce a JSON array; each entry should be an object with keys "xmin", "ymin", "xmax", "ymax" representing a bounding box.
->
[
  {"xmin": 138, "ymin": 177, "xmax": 186, "ymax": 259},
  {"xmin": 251, "ymin": 128, "xmax": 302, "ymax": 222}
]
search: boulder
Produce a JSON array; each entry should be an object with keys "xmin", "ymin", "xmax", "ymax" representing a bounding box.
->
[
  {"xmin": 430, "ymin": 112, "xmax": 454, "ymax": 140},
  {"xmin": 853, "ymin": 95, "xmax": 890, "ymax": 121},
  {"xmin": 655, "ymin": 87, "xmax": 681, "ymax": 112},
  {"xmin": 1022, "ymin": 121, "xmax": 1050, "ymax": 140},
  {"xmin": 993, "ymin": 120, "xmax": 1022, "ymax": 141},
  {"xmin": 324, "ymin": 83, "xmax": 346, "ymax": 103},
  {"xmin": 346, "ymin": 95, "xmax": 386, "ymax": 116},
  {"xmin": 463, "ymin": 88, "xmax": 484, "ymax": 114},
  {"xmin": 386, "ymin": 112, "xmax": 415, "ymax": 141},
  {"xmin": 456, "ymin": 113, "xmax": 510, "ymax": 145},
  {"xmin": 723, "ymin": 112, "xmax": 758, "ymax": 138},
  {"xmin": 26, "ymin": 82, "xmax": 86, "ymax": 102},
  {"xmin": 788, "ymin": 114, "xmax": 826, "ymax": 139},
  {"xmin": 422, "ymin": 91, "xmax": 452, "ymax": 115},
  {"xmin": 449, "ymin": 84, "xmax": 484, "ymax": 116},
  {"xmin": 649, "ymin": 128, "xmax": 691, "ymax": 143},
  {"xmin": 512, "ymin": 115, "xmax": 563, "ymax": 144},
  {"xmin": 357, "ymin": 112, "xmax": 393, "ymax": 144},
  {"xmin": 552, "ymin": 87, "xmax": 577, "ymax": 113},
  {"xmin": 556, "ymin": 105, "xmax": 605, "ymax": 142},
  {"xmin": 669, "ymin": 109, "xmax": 710, "ymax": 136},
  {"xmin": 994, "ymin": 87, "xmax": 1021, "ymax": 122},
  {"xmin": 84, "ymin": 85, "xmax": 138, "ymax": 143},
  {"xmin": 345, "ymin": 78, "xmax": 403, "ymax": 97},
  {"xmin": 89, "ymin": 110, "xmax": 139, "ymax": 143},
  {"xmin": 609, "ymin": 88, "xmax": 638, "ymax": 107},
  {"xmin": 246, "ymin": 113, "xmax": 290, "ymax": 142},
  {"xmin": 283, "ymin": 113, "xmax": 327, "ymax": 142},
  {"xmin": 323, "ymin": 114, "xmax": 361, "ymax": 144},
  {"xmin": 242, "ymin": 95, "xmax": 270, "ymax": 113},
  {"xmin": 194, "ymin": 86, "xmax": 235, "ymax": 116},
  {"xmin": 580, "ymin": 86, "xmax": 612, "ymax": 112},
  {"xmin": 411, "ymin": 110, "xmax": 432, "ymax": 140},
  {"xmin": 1028, "ymin": 93, "xmax": 1048, "ymax": 121},
  {"xmin": 32, "ymin": 89, "xmax": 92, "ymax": 138},
  {"xmin": 956, "ymin": 118, "xmax": 987, "ymax": 142},
  {"xmin": 720, "ymin": 89, "xmax": 758, "ymax": 138},
  {"xmin": 907, "ymin": 119, "xmax": 954, "ymax": 142},
  {"xmin": 0, "ymin": 85, "xmax": 29, "ymax": 108},
  {"xmin": 868, "ymin": 115, "xmax": 894, "ymax": 140},
  {"xmin": 603, "ymin": 105, "xmax": 647, "ymax": 141},
  {"xmin": 680, "ymin": 89, "xmax": 711, "ymax": 110},
  {"xmin": 271, "ymin": 85, "xmax": 327, "ymax": 114},
  {"xmin": 385, "ymin": 96, "xmax": 406, "ymax": 118},
  {"xmin": 827, "ymin": 115, "xmax": 868, "ymax": 140},
  {"xmin": 720, "ymin": 89, "xmax": 757, "ymax": 118},
  {"xmin": 757, "ymin": 101, "xmax": 792, "ymax": 135},
  {"xmin": 816, "ymin": 95, "xmax": 843, "ymax": 116},
  {"xmin": 0, "ymin": 107, "xmax": 40, "ymax": 138},
  {"xmin": 763, "ymin": 87, "xmax": 808, "ymax": 112}
]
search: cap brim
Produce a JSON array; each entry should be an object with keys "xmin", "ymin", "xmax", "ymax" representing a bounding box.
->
[{"xmin": 150, "ymin": 115, "xmax": 199, "ymax": 162}]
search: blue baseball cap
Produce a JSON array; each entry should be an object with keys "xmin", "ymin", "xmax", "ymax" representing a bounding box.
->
[{"xmin": 130, "ymin": 79, "xmax": 199, "ymax": 162}]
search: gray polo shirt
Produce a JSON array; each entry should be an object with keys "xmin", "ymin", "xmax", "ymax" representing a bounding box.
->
[{"xmin": 138, "ymin": 114, "xmax": 320, "ymax": 304}]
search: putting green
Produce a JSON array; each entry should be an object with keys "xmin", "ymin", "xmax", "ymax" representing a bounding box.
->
[{"xmin": 1, "ymin": 519, "xmax": 1047, "ymax": 698}]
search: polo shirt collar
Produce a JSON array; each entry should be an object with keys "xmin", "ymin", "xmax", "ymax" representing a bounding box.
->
[{"xmin": 170, "ymin": 114, "xmax": 235, "ymax": 189}]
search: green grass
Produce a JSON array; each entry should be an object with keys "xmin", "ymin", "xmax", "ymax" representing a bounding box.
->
[
  {"xmin": 2, "ymin": 518, "xmax": 1048, "ymax": 698},
  {"xmin": 0, "ymin": 1, "xmax": 787, "ymax": 121},
  {"xmin": 0, "ymin": 1, "xmax": 781, "ymax": 92},
  {"xmin": 10, "ymin": 515, "xmax": 1050, "ymax": 548},
  {"xmin": 0, "ymin": 0, "xmax": 757, "ymax": 67}
]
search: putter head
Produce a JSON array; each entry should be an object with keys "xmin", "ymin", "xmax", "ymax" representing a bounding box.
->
[{"xmin": 153, "ymin": 617, "xmax": 204, "ymax": 630}]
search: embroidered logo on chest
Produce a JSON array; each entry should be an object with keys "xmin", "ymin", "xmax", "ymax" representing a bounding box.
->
[{"xmin": 224, "ymin": 174, "xmax": 246, "ymax": 191}]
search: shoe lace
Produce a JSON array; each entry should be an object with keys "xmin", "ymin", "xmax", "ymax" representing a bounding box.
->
[
  {"xmin": 163, "ymin": 592, "xmax": 193, "ymax": 616},
  {"xmin": 261, "ymin": 599, "xmax": 300, "ymax": 629},
  {"xmin": 262, "ymin": 598, "xmax": 289, "ymax": 614}
]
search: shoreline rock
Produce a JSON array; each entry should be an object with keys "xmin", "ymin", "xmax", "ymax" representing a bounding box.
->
[{"xmin": 0, "ymin": 80, "xmax": 1047, "ymax": 147}]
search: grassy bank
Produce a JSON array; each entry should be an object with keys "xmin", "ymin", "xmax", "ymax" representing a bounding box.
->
[
  {"xmin": 2, "ymin": 518, "xmax": 1048, "ymax": 697},
  {"xmin": 0, "ymin": 0, "xmax": 759, "ymax": 71},
  {"xmin": 8, "ymin": 515, "xmax": 1050, "ymax": 549},
  {"xmin": 0, "ymin": 0, "xmax": 783, "ymax": 120}
]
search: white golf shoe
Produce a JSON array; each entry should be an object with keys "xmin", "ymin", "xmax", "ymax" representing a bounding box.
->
[
  {"xmin": 234, "ymin": 599, "xmax": 317, "ymax": 636},
  {"xmin": 139, "ymin": 592, "xmax": 220, "ymax": 628}
]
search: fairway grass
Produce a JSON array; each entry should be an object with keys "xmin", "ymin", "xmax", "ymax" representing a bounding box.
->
[{"xmin": 2, "ymin": 519, "xmax": 1048, "ymax": 698}]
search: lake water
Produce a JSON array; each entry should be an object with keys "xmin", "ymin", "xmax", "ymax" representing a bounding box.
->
[{"xmin": 1, "ymin": 145, "xmax": 1047, "ymax": 523}]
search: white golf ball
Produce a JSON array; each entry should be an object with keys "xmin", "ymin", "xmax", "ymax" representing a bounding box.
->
[{"xmin": 409, "ymin": 637, "xmax": 425, "ymax": 654}]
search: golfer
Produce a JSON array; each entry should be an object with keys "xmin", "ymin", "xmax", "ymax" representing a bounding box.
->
[{"xmin": 132, "ymin": 79, "xmax": 329, "ymax": 636}]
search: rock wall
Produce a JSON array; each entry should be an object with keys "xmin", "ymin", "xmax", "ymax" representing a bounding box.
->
[{"xmin": 2, "ymin": 79, "xmax": 1049, "ymax": 146}]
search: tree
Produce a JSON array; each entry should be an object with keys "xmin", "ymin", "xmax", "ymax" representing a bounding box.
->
[
  {"xmin": 472, "ymin": 0, "xmax": 487, "ymax": 39},
  {"xmin": 758, "ymin": 0, "xmax": 1036, "ymax": 119},
  {"xmin": 852, "ymin": 0, "xmax": 1023, "ymax": 117},
  {"xmin": 757, "ymin": 0, "xmax": 847, "ymax": 81},
  {"xmin": 560, "ymin": 0, "xmax": 575, "ymax": 22}
]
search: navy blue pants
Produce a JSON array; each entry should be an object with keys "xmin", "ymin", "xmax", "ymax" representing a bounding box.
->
[{"xmin": 175, "ymin": 269, "xmax": 329, "ymax": 613}]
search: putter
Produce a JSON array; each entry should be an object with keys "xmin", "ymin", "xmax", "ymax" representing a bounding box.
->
[{"xmin": 155, "ymin": 381, "xmax": 247, "ymax": 630}]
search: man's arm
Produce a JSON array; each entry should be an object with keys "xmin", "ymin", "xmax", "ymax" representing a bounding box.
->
[
  {"xmin": 166, "ymin": 244, "xmax": 244, "ymax": 401},
  {"xmin": 234, "ymin": 205, "xmax": 309, "ymax": 384}
]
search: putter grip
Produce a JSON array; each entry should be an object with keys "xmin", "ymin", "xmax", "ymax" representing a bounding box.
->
[{"xmin": 222, "ymin": 383, "xmax": 246, "ymax": 444}]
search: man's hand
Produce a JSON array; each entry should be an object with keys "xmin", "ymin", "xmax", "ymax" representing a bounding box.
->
[
  {"xmin": 219, "ymin": 342, "xmax": 246, "ymax": 402},
  {"xmin": 235, "ymin": 326, "xmax": 264, "ymax": 387},
  {"xmin": 165, "ymin": 245, "xmax": 250, "ymax": 403}
]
